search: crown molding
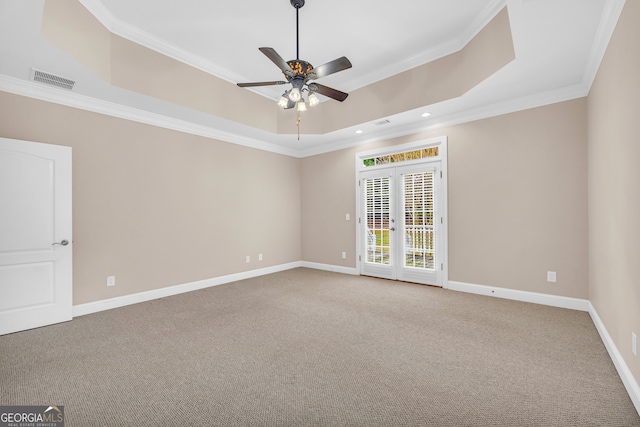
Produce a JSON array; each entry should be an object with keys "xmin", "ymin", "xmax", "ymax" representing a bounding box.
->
[
  {"xmin": 338, "ymin": 0, "xmax": 507, "ymax": 91},
  {"xmin": 581, "ymin": 0, "xmax": 626, "ymax": 90},
  {"xmin": 457, "ymin": 0, "xmax": 510, "ymax": 53},
  {"xmin": 0, "ymin": 74, "xmax": 299, "ymax": 157},
  {"xmin": 77, "ymin": 0, "xmax": 246, "ymax": 85},
  {"xmin": 1, "ymin": 73, "xmax": 591, "ymax": 160},
  {"xmin": 296, "ymin": 82, "xmax": 590, "ymax": 158},
  {"xmin": 77, "ymin": 0, "xmax": 116, "ymax": 29}
]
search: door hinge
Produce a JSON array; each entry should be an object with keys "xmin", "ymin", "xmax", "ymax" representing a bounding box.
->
[
  {"xmin": 440, "ymin": 217, "xmax": 443, "ymax": 224},
  {"xmin": 358, "ymin": 217, "xmax": 361, "ymax": 224},
  {"xmin": 441, "ymin": 263, "xmax": 444, "ymax": 270},
  {"xmin": 440, "ymin": 171, "xmax": 442, "ymax": 178},
  {"xmin": 359, "ymin": 255, "xmax": 361, "ymax": 262}
]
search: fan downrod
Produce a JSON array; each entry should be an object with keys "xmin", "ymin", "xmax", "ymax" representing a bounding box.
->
[{"xmin": 290, "ymin": 0, "xmax": 305, "ymax": 9}]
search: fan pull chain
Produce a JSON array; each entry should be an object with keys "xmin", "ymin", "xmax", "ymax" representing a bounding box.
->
[{"xmin": 296, "ymin": 113, "xmax": 301, "ymax": 140}]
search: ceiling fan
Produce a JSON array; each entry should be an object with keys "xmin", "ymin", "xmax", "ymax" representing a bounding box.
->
[{"xmin": 236, "ymin": 0, "xmax": 352, "ymax": 111}]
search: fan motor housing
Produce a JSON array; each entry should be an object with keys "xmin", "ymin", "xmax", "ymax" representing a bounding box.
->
[
  {"xmin": 286, "ymin": 60, "xmax": 313, "ymax": 79},
  {"xmin": 290, "ymin": 0, "xmax": 305, "ymax": 9}
]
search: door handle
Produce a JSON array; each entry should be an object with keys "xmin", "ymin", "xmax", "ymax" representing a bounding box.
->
[
  {"xmin": 52, "ymin": 240, "xmax": 69, "ymax": 246},
  {"xmin": 390, "ymin": 227, "xmax": 396, "ymax": 231}
]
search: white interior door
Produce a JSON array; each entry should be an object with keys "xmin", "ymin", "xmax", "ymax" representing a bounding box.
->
[
  {"xmin": 360, "ymin": 162, "xmax": 443, "ymax": 286},
  {"xmin": 0, "ymin": 137, "xmax": 72, "ymax": 335}
]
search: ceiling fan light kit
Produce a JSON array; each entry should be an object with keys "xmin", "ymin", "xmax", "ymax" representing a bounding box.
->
[{"xmin": 236, "ymin": 0, "xmax": 352, "ymax": 136}]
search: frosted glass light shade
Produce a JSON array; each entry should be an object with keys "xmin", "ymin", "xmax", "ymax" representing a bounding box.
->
[
  {"xmin": 277, "ymin": 96, "xmax": 289, "ymax": 108},
  {"xmin": 308, "ymin": 93, "xmax": 319, "ymax": 107},
  {"xmin": 289, "ymin": 88, "xmax": 301, "ymax": 102}
]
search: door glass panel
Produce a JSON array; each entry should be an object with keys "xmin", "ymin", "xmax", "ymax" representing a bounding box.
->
[
  {"xmin": 364, "ymin": 177, "xmax": 391, "ymax": 265},
  {"xmin": 403, "ymin": 172, "xmax": 435, "ymax": 270}
]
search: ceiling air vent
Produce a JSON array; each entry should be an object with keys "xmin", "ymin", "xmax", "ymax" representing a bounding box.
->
[
  {"xmin": 30, "ymin": 68, "xmax": 75, "ymax": 90},
  {"xmin": 374, "ymin": 119, "xmax": 391, "ymax": 126}
]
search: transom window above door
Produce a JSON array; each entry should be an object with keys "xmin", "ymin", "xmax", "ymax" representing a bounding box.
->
[{"xmin": 361, "ymin": 146, "xmax": 439, "ymax": 168}]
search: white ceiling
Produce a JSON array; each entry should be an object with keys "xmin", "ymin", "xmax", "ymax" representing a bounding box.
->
[{"xmin": 0, "ymin": 0, "xmax": 625, "ymax": 157}]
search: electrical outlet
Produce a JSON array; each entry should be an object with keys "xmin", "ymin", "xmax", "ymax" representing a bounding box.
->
[
  {"xmin": 107, "ymin": 276, "xmax": 115, "ymax": 287},
  {"xmin": 245, "ymin": 255, "xmax": 250, "ymax": 263},
  {"xmin": 632, "ymin": 332, "xmax": 637, "ymax": 356},
  {"xmin": 547, "ymin": 271, "xmax": 557, "ymax": 283},
  {"xmin": 258, "ymin": 253, "xmax": 263, "ymax": 261},
  {"xmin": 345, "ymin": 213, "xmax": 350, "ymax": 221},
  {"xmin": 341, "ymin": 251, "xmax": 347, "ymax": 260}
]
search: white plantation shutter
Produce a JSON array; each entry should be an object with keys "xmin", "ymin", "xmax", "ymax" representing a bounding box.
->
[
  {"xmin": 364, "ymin": 177, "xmax": 391, "ymax": 265},
  {"xmin": 402, "ymin": 172, "xmax": 435, "ymax": 270}
]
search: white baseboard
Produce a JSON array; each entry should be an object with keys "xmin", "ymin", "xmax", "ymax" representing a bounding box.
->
[
  {"xmin": 588, "ymin": 302, "xmax": 640, "ymax": 415},
  {"xmin": 73, "ymin": 261, "xmax": 302, "ymax": 317},
  {"xmin": 446, "ymin": 280, "xmax": 590, "ymax": 311},
  {"xmin": 74, "ymin": 261, "xmax": 358, "ymax": 317},
  {"xmin": 301, "ymin": 261, "xmax": 359, "ymax": 276}
]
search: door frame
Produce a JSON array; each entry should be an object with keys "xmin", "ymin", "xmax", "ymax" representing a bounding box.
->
[{"xmin": 355, "ymin": 136, "xmax": 448, "ymax": 287}]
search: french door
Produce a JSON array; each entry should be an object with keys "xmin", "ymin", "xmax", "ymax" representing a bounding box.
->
[{"xmin": 360, "ymin": 162, "xmax": 443, "ymax": 286}]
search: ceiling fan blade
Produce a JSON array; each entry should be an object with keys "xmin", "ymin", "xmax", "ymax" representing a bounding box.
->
[
  {"xmin": 312, "ymin": 83, "xmax": 349, "ymax": 102},
  {"xmin": 237, "ymin": 81, "xmax": 287, "ymax": 88},
  {"xmin": 259, "ymin": 47, "xmax": 295, "ymax": 78},
  {"xmin": 307, "ymin": 57, "xmax": 352, "ymax": 80}
]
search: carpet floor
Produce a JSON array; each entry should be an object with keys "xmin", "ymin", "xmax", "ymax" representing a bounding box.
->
[{"xmin": 1, "ymin": 268, "xmax": 638, "ymax": 426}]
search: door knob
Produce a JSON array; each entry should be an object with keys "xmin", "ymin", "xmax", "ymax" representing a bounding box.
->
[
  {"xmin": 52, "ymin": 240, "xmax": 69, "ymax": 246},
  {"xmin": 390, "ymin": 227, "xmax": 396, "ymax": 231}
]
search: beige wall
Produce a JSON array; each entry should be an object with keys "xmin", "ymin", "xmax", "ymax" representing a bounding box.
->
[
  {"xmin": 0, "ymin": 92, "xmax": 301, "ymax": 305},
  {"xmin": 302, "ymin": 99, "xmax": 589, "ymax": 299},
  {"xmin": 2, "ymin": 89, "xmax": 588, "ymax": 305},
  {"xmin": 588, "ymin": 0, "xmax": 640, "ymax": 383},
  {"xmin": 300, "ymin": 146, "xmax": 358, "ymax": 268}
]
